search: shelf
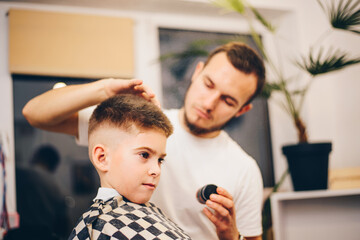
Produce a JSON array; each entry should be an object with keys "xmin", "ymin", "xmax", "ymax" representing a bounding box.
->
[{"xmin": 271, "ymin": 189, "xmax": 360, "ymax": 240}]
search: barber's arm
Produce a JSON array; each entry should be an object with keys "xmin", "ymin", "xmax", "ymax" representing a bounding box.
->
[
  {"xmin": 22, "ymin": 78, "xmax": 159, "ymax": 137},
  {"xmin": 202, "ymin": 187, "xmax": 262, "ymax": 240}
]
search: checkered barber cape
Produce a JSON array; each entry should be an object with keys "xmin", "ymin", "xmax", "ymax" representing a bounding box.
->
[{"xmin": 68, "ymin": 195, "xmax": 192, "ymax": 240}]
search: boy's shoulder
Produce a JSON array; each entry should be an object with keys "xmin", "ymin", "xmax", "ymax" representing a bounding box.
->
[{"xmin": 69, "ymin": 195, "xmax": 192, "ymax": 240}]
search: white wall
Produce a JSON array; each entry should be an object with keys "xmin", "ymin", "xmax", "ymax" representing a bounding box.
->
[
  {"xmin": 0, "ymin": 0, "xmax": 359, "ymax": 218},
  {"xmin": 0, "ymin": 6, "xmax": 16, "ymax": 227}
]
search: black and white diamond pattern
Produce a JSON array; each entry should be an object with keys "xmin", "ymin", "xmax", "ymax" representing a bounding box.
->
[{"xmin": 69, "ymin": 196, "xmax": 191, "ymax": 240}]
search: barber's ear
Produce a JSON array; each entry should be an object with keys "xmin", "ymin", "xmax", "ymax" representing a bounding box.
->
[
  {"xmin": 92, "ymin": 144, "xmax": 110, "ymax": 172},
  {"xmin": 235, "ymin": 104, "xmax": 253, "ymax": 118},
  {"xmin": 191, "ymin": 61, "xmax": 204, "ymax": 82}
]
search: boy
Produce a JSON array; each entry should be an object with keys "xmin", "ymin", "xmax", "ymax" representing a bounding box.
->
[{"xmin": 68, "ymin": 94, "xmax": 191, "ymax": 240}]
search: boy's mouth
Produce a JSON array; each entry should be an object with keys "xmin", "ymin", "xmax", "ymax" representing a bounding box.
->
[{"xmin": 143, "ymin": 183, "xmax": 156, "ymax": 189}]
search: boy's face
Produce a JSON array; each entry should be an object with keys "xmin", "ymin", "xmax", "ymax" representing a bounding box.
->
[{"xmin": 97, "ymin": 127, "xmax": 167, "ymax": 204}]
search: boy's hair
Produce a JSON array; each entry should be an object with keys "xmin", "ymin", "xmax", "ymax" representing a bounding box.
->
[
  {"xmin": 88, "ymin": 94, "xmax": 173, "ymax": 137},
  {"xmin": 205, "ymin": 42, "xmax": 265, "ymax": 106}
]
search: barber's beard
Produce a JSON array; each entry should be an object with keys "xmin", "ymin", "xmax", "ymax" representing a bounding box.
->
[{"xmin": 183, "ymin": 111, "xmax": 225, "ymax": 136}]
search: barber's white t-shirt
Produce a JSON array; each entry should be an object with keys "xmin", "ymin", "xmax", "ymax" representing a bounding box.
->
[{"xmin": 78, "ymin": 108, "xmax": 263, "ymax": 239}]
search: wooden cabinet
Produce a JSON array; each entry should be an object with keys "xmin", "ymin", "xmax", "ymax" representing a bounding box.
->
[{"xmin": 9, "ymin": 9, "xmax": 134, "ymax": 79}]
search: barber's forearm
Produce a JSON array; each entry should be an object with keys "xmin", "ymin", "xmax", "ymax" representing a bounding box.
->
[{"xmin": 22, "ymin": 80, "xmax": 106, "ymax": 127}]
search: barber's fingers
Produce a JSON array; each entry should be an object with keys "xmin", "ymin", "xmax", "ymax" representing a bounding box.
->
[
  {"xmin": 202, "ymin": 203, "xmax": 239, "ymax": 240},
  {"xmin": 216, "ymin": 187, "xmax": 232, "ymax": 199},
  {"xmin": 214, "ymin": 187, "xmax": 235, "ymax": 213},
  {"xmin": 143, "ymin": 92, "xmax": 161, "ymax": 108},
  {"xmin": 203, "ymin": 187, "xmax": 239, "ymax": 239},
  {"xmin": 103, "ymin": 78, "xmax": 144, "ymax": 95},
  {"xmin": 204, "ymin": 187, "xmax": 235, "ymax": 217},
  {"xmin": 134, "ymin": 84, "xmax": 161, "ymax": 108},
  {"xmin": 105, "ymin": 78, "xmax": 142, "ymax": 95},
  {"xmin": 203, "ymin": 193, "xmax": 236, "ymax": 232},
  {"xmin": 133, "ymin": 83, "xmax": 154, "ymax": 97},
  {"xmin": 103, "ymin": 78, "xmax": 161, "ymax": 108},
  {"xmin": 126, "ymin": 78, "xmax": 143, "ymax": 89}
]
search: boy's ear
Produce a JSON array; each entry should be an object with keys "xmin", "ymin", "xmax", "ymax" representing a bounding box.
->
[
  {"xmin": 191, "ymin": 61, "xmax": 204, "ymax": 82},
  {"xmin": 235, "ymin": 103, "xmax": 253, "ymax": 118},
  {"xmin": 92, "ymin": 144, "xmax": 110, "ymax": 172}
]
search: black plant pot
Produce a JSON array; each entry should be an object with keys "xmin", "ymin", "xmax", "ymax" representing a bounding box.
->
[{"xmin": 282, "ymin": 142, "xmax": 332, "ymax": 191}]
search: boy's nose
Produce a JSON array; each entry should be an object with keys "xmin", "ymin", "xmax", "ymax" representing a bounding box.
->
[{"xmin": 148, "ymin": 163, "xmax": 161, "ymax": 176}]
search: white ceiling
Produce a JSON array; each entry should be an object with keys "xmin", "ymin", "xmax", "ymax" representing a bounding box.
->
[
  {"xmin": 1, "ymin": 0, "xmax": 289, "ymax": 19},
  {"xmin": 2, "ymin": 0, "xmax": 226, "ymax": 15}
]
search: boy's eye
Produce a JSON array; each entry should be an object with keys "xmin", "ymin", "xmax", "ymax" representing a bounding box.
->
[
  {"xmin": 140, "ymin": 152, "xmax": 150, "ymax": 159},
  {"xmin": 158, "ymin": 158, "xmax": 165, "ymax": 164}
]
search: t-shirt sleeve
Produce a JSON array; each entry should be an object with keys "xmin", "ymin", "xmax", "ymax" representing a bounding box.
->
[{"xmin": 75, "ymin": 106, "xmax": 96, "ymax": 146}]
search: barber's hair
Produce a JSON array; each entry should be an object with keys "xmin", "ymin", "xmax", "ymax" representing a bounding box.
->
[
  {"xmin": 205, "ymin": 42, "xmax": 266, "ymax": 105},
  {"xmin": 88, "ymin": 94, "xmax": 173, "ymax": 138}
]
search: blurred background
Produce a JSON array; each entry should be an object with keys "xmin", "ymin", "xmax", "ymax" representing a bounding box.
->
[{"xmin": 0, "ymin": 0, "xmax": 359, "ymax": 239}]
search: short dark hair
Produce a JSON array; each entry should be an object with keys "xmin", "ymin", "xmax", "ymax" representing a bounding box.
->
[
  {"xmin": 30, "ymin": 145, "xmax": 60, "ymax": 172},
  {"xmin": 89, "ymin": 94, "xmax": 173, "ymax": 138},
  {"xmin": 205, "ymin": 42, "xmax": 265, "ymax": 106}
]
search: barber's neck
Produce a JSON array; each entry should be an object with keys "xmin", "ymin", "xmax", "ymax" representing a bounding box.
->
[{"xmin": 178, "ymin": 108, "xmax": 220, "ymax": 139}]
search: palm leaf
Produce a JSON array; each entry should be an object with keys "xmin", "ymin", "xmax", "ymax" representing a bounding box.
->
[
  {"xmin": 249, "ymin": 5, "xmax": 276, "ymax": 33},
  {"xmin": 162, "ymin": 42, "xmax": 209, "ymax": 80},
  {"xmin": 249, "ymin": 26, "xmax": 268, "ymax": 61},
  {"xmin": 168, "ymin": 47, "xmax": 209, "ymax": 60},
  {"xmin": 210, "ymin": 0, "xmax": 246, "ymax": 14},
  {"xmin": 317, "ymin": 0, "xmax": 360, "ymax": 34},
  {"xmin": 159, "ymin": 40, "xmax": 210, "ymax": 62},
  {"xmin": 261, "ymin": 82, "xmax": 282, "ymax": 98},
  {"xmin": 291, "ymin": 89, "xmax": 307, "ymax": 96},
  {"xmin": 211, "ymin": 0, "xmax": 275, "ymax": 33},
  {"xmin": 297, "ymin": 47, "xmax": 360, "ymax": 76}
]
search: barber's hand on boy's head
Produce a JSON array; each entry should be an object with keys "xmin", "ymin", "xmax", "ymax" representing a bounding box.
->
[
  {"xmin": 100, "ymin": 78, "xmax": 161, "ymax": 108},
  {"xmin": 202, "ymin": 187, "xmax": 239, "ymax": 240}
]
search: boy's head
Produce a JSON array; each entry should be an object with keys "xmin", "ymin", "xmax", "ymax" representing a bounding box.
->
[{"xmin": 88, "ymin": 94, "xmax": 173, "ymax": 204}]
